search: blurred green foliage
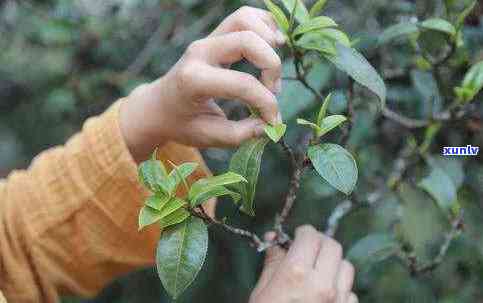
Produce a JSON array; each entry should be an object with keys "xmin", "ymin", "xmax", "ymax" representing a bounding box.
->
[{"xmin": 1, "ymin": 0, "xmax": 482, "ymax": 302}]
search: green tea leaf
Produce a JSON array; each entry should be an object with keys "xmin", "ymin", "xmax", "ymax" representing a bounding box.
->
[
  {"xmin": 317, "ymin": 93, "xmax": 333, "ymax": 125},
  {"xmin": 418, "ymin": 167, "xmax": 457, "ymax": 212},
  {"xmin": 188, "ymin": 172, "xmax": 247, "ymax": 205},
  {"xmin": 297, "ymin": 118, "xmax": 322, "ymax": 133},
  {"xmin": 411, "ymin": 70, "xmax": 443, "ymax": 116},
  {"xmin": 280, "ymin": 0, "xmax": 310, "ymax": 24},
  {"xmin": 455, "ymin": 60, "xmax": 483, "ymax": 103},
  {"xmin": 296, "ymin": 35, "xmax": 337, "ymax": 55},
  {"xmin": 288, "ymin": 0, "xmax": 298, "ymax": 31},
  {"xmin": 264, "ymin": 123, "xmax": 287, "ymax": 142},
  {"xmin": 308, "ymin": 143, "xmax": 358, "ymax": 195},
  {"xmin": 398, "ymin": 183, "xmax": 448, "ymax": 255},
  {"xmin": 145, "ymin": 193, "xmax": 170, "ymax": 210},
  {"xmin": 378, "ymin": 22, "xmax": 419, "ymax": 45},
  {"xmin": 140, "ymin": 197, "xmax": 186, "ymax": 232},
  {"xmin": 167, "ymin": 162, "xmax": 198, "ymax": 193},
  {"xmin": 138, "ymin": 206, "xmax": 163, "ymax": 230},
  {"xmin": 426, "ymin": 156, "xmax": 464, "ymax": 189},
  {"xmin": 293, "ymin": 16, "xmax": 337, "ymax": 36},
  {"xmin": 455, "ymin": 86, "xmax": 475, "ymax": 103},
  {"xmin": 347, "ymin": 233, "xmax": 399, "ymax": 268},
  {"xmin": 156, "ymin": 216, "xmax": 208, "ymax": 300},
  {"xmin": 159, "ymin": 208, "xmax": 190, "ymax": 229},
  {"xmin": 190, "ymin": 185, "xmax": 241, "ymax": 207},
  {"xmin": 159, "ymin": 197, "xmax": 187, "ymax": 218},
  {"xmin": 419, "ymin": 122, "xmax": 442, "ymax": 154},
  {"xmin": 309, "ymin": 0, "xmax": 329, "ymax": 17},
  {"xmin": 138, "ymin": 159, "xmax": 169, "ymax": 193},
  {"xmin": 420, "ymin": 18, "xmax": 456, "ymax": 36},
  {"xmin": 228, "ymin": 137, "xmax": 270, "ymax": 216},
  {"xmin": 325, "ymin": 43, "xmax": 386, "ymax": 107},
  {"xmin": 314, "ymin": 28, "xmax": 351, "ymax": 47},
  {"xmin": 317, "ymin": 115, "xmax": 347, "ymax": 137},
  {"xmin": 264, "ymin": 0, "xmax": 290, "ymax": 33},
  {"xmin": 456, "ymin": 0, "xmax": 477, "ymax": 29}
]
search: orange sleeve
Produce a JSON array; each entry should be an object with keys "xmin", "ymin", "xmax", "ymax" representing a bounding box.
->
[{"xmin": 0, "ymin": 100, "xmax": 212, "ymax": 303}]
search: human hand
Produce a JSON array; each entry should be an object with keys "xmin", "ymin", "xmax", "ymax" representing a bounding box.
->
[
  {"xmin": 249, "ymin": 226, "xmax": 358, "ymax": 303},
  {"xmin": 120, "ymin": 6, "xmax": 285, "ymax": 162}
]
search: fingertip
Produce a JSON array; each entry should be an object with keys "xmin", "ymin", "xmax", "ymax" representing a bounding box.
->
[
  {"xmin": 254, "ymin": 123, "xmax": 267, "ymax": 137},
  {"xmin": 266, "ymin": 100, "xmax": 281, "ymax": 125},
  {"xmin": 265, "ymin": 241, "xmax": 286, "ymax": 262},
  {"xmin": 348, "ymin": 293, "xmax": 359, "ymax": 303},
  {"xmin": 274, "ymin": 78, "xmax": 282, "ymax": 95},
  {"xmin": 295, "ymin": 224, "xmax": 317, "ymax": 237},
  {"xmin": 234, "ymin": 118, "xmax": 266, "ymax": 143},
  {"xmin": 264, "ymin": 231, "xmax": 277, "ymax": 242},
  {"xmin": 275, "ymin": 30, "xmax": 286, "ymax": 45}
]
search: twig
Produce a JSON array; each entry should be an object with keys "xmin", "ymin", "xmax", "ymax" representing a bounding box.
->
[
  {"xmin": 276, "ymin": 164, "xmax": 305, "ymax": 227},
  {"xmin": 279, "ymin": 138, "xmax": 297, "ymax": 169},
  {"xmin": 387, "ymin": 142, "xmax": 416, "ymax": 189},
  {"xmin": 325, "ymin": 200, "xmax": 353, "ymax": 237},
  {"xmin": 414, "ymin": 212, "xmax": 464, "ymax": 274},
  {"xmin": 277, "ymin": 132, "xmax": 313, "ymax": 223},
  {"xmin": 274, "ymin": 133, "xmax": 313, "ymax": 245},
  {"xmin": 382, "ymin": 41, "xmax": 459, "ymax": 129},
  {"xmin": 189, "ymin": 206, "xmax": 264, "ymax": 250},
  {"xmin": 382, "ymin": 103, "xmax": 470, "ymax": 129},
  {"xmin": 382, "ymin": 107, "xmax": 430, "ymax": 129},
  {"xmin": 324, "ymin": 189, "xmax": 385, "ymax": 237}
]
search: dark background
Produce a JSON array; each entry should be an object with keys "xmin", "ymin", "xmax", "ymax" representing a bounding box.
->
[{"xmin": 1, "ymin": 0, "xmax": 482, "ymax": 302}]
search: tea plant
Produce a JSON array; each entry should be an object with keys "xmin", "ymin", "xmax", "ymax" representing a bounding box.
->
[{"xmin": 137, "ymin": 0, "xmax": 481, "ymax": 300}]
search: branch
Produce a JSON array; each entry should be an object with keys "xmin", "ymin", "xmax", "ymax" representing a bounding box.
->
[
  {"xmin": 382, "ymin": 41, "xmax": 460, "ymax": 129},
  {"xmin": 325, "ymin": 200, "xmax": 353, "ymax": 237},
  {"xmin": 415, "ymin": 212, "xmax": 464, "ymax": 274},
  {"xmin": 382, "ymin": 101, "xmax": 470, "ymax": 129},
  {"xmin": 387, "ymin": 142, "xmax": 416, "ymax": 189},
  {"xmin": 279, "ymin": 138, "xmax": 297, "ymax": 170},
  {"xmin": 381, "ymin": 107, "xmax": 430, "ymax": 128},
  {"xmin": 189, "ymin": 206, "xmax": 264, "ymax": 250},
  {"xmin": 273, "ymin": 139, "xmax": 307, "ymax": 246},
  {"xmin": 276, "ymin": 130, "xmax": 314, "ymax": 226},
  {"xmin": 276, "ymin": 163, "xmax": 305, "ymax": 226},
  {"xmin": 268, "ymin": 52, "xmax": 322, "ymax": 245},
  {"xmin": 325, "ymin": 189, "xmax": 384, "ymax": 237}
]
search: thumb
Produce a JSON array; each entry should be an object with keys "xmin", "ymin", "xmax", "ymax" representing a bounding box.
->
[
  {"xmin": 255, "ymin": 232, "xmax": 287, "ymax": 292},
  {"xmin": 190, "ymin": 117, "xmax": 266, "ymax": 148}
]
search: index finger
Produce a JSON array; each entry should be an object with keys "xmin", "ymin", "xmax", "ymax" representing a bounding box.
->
[
  {"xmin": 210, "ymin": 6, "xmax": 285, "ymax": 46},
  {"xmin": 201, "ymin": 31, "xmax": 282, "ymax": 95},
  {"xmin": 284, "ymin": 225, "xmax": 323, "ymax": 269}
]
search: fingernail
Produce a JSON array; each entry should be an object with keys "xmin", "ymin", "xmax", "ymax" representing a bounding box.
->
[
  {"xmin": 254, "ymin": 123, "xmax": 267, "ymax": 137},
  {"xmin": 275, "ymin": 30, "xmax": 286, "ymax": 45},
  {"xmin": 274, "ymin": 78, "xmax": 282, "ymax": 95}
]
